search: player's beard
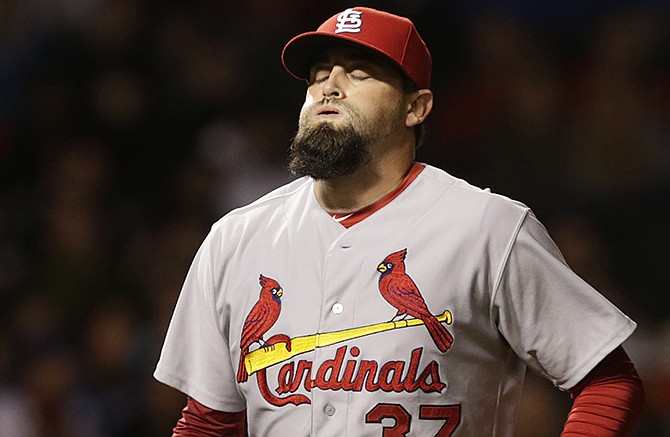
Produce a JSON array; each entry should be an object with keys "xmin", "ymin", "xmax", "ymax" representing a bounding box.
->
[{"xmin": 288, "ymin": 121, "xmax": 373, "ymax": 180}]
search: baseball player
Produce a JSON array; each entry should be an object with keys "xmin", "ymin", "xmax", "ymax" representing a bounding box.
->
[{"xmin": 154, "ymin": 7, "xmax": 644, "ymax": 436}]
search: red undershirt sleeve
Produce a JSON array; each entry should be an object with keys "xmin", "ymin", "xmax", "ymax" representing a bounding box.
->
[
  {"xmin": 172, "ymin": 397, "xmax": 246, "ymax": 437},
  {"xmin": 561, "ymin": 346, "xmax": 645, "ymax": 436}
]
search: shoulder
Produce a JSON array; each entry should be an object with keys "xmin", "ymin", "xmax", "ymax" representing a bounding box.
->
[
  {"xmin": 212, "ymin": 176, "xmax": 311, "ymax": 231},
  {"xmin": 419, "ymin": 164, "xmax": 530, "ymax": 223},
  {"xmin": 193, "ymin": 176, "xmax": 312, "ymax": 266}
]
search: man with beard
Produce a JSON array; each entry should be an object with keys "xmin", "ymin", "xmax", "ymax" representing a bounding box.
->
[{"xmin": 154, "ymin": 7, "xmax": 644, "ymax": 436}]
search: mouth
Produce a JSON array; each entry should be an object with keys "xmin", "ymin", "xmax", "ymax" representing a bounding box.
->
[{"xmin": 315, "ymin": 106, "xmax": 342, "ymax": 117}]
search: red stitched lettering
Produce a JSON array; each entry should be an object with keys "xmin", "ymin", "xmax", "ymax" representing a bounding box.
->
[
  {"xmin": 365, "ymin": 403, "xmax": 411, "ymax": 437},
  {"xmin": 366, "ymin": 403, "xmax": 462, "ymax": 436}
]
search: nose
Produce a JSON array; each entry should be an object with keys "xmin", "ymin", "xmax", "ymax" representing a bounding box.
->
[{"xmin": 321, "ymin": 66, "xmax": 346, "ymax": 99}]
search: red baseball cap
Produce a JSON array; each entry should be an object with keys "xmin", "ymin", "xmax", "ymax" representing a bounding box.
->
[{"xmin": 282, "ymin": 7, "xmax": 432, "ymax": 89}]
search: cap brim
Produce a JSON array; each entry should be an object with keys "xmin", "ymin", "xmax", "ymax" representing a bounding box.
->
[{"xmin": 282, "ymin": 32, "xmax": 405, "ymax": 83}]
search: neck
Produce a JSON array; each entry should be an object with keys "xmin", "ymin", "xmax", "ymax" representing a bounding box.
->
[{"xmin": 313, "ymin": 150, "xmax": 415, "ymax": 213}]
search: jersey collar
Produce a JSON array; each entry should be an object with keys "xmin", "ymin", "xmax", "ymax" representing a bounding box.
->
[{"xmin": 328, "ymin": 162, "xmax": 426, "ymax": 228}]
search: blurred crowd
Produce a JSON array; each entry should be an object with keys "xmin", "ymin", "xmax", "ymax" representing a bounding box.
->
[{"xmin": 0, "ymin": 1, "xmax": 668, "ymax": 436}]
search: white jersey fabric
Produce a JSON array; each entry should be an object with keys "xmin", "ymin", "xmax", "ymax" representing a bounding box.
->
[{"xmin": 154, "ymin": 163, "xmax": 636, "ymax": 436}]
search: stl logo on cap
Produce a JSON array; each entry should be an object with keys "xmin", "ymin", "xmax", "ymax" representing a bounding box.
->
[
  {"xmin": 335, "ymin": 8, "xmax": 363, "ymax": 34},
  {"xmin": 282, "ymin": 6, "xmax": 432, "ymax": 89}
]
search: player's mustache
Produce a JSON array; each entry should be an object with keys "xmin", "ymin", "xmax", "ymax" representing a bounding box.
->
[{"xmin": 308, "ymin": 98, "xmax": 355, "ymax": 115}]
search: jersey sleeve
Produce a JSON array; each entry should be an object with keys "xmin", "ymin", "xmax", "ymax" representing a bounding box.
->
[
  {"xmin": 153, "ymin": 229, "xmax": 246, "ymax": 412},
  {"xmin": 491, "ymin": 210, "xmax": 636, "ymax": 390}
]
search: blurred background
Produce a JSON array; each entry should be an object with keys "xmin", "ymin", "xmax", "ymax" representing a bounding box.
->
[{"xmin": 0, "ymin": 1, "xmax": 668, "ymax": 436}]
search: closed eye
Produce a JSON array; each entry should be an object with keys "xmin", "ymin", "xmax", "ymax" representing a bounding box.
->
[
  {"xmin": 310, "ymin": 64, "xmax": 331, "ymax": 84},
  {"xmin": 310, "ymin": 65, "xmax": 372, "ymax": 84},
  {"xmin": 349, "ymin": 69, "xmax": 370, "ymax": 81}
]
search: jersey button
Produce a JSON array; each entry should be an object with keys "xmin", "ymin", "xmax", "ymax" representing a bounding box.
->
[
  {"xmin": 324, "ymin": 404, "xmax": 336, "ymax": 416},
  {"xmin": 332, "ymin": 303, "xmax": 344, "ymax": 314}
]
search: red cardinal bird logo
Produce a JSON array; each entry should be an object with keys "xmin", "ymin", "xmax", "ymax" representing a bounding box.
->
[
  {"xmin": 377, "ymin": 249, "xmax": 454, "ymax": 352},
  {"xmin": 237, "ymin": 274, "xmax": 284, "ymax": 383}
]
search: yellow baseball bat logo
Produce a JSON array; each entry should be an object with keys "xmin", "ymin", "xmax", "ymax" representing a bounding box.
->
[{"xmin": 245, "ymin": 310, "xmax": 452, "ymax": 375}]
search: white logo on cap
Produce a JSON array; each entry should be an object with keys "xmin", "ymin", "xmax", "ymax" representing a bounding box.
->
[{"xmin": 335, "ymin": 8, "xmax": 363, "ymax": 33}]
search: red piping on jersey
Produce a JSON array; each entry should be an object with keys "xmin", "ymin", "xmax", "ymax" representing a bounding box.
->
[{"xmin": 330, "ymin": 162, "xmax": 426, "ymax": 228}]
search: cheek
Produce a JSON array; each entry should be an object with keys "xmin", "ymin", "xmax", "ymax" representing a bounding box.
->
[
  {"xmin": 367, "ymin": 96, "xmax": 403, "ymax": 124},
  {"xmin": 304, "ymin": 88, "xmax": 319, "ymax": 106},
  {"xmin": 365, "ymin": 88, "xmax": 402, "ymax": 113},
  {"xmin": 298, "ymin": 95, "xmax": 314, "ymax": 124},
  {"xmin": 302, "ymin": 89, "xmax": 320, "ymax": 109}
]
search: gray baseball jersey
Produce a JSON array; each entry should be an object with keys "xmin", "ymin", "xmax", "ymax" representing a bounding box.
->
[{"xmin": 154, "ymin": 163, "xmax": 635, "ymax": 436}]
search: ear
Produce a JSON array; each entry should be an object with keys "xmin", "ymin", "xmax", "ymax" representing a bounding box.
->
[{"xmin": 405, "ymin": 89, "xmax": 433, "ymax": 128}]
